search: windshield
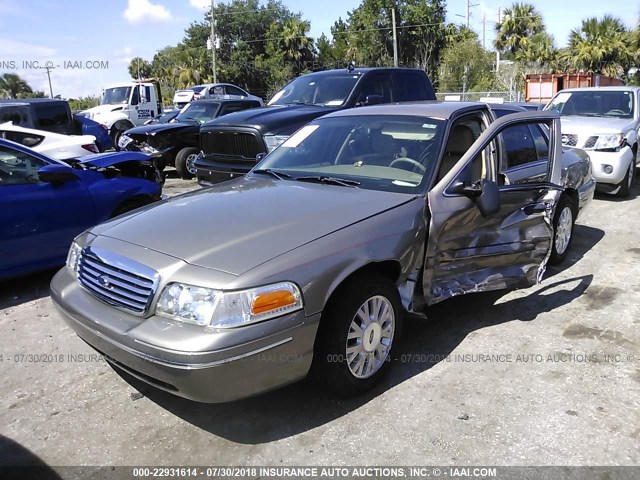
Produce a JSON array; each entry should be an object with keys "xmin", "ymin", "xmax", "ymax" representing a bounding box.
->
[
  {"xmin": 102, "ymin": 87, "xmax": 132, "ymax": 105},
  {"xmin": 268, "ymin": 74, "xmax": 360, "ymax": 106},
  {"xmin": 545, "ymin": 90, "xmax": 634, "ymax": 118},
  {"xmin": 188, "ymin": 86, "xmax": 206, "ymax": 94},
  {"xmin": 175, "ymin": 102, "xmax": 220, "ymax": 123},
  {"xmin": 254, "ymin": 115, "xmax": 446, "ymax": 193}
]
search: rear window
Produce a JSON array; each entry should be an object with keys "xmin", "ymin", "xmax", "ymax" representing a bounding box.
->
[
  {"xmin": 393, "ymin": 71, "xmax": 434, "ymax": 102},
  {"xmin": 33, "ymin": 104, "xmax": 71, "ymax": 133},
  {"xmin": 0, "ymin": 106, "xmax": 32, "ymax": 127}
]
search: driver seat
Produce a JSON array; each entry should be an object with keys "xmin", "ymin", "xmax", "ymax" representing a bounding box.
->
[{"xmin": 437, "ymin": 124, "xmax": 476, "ymax": 182}]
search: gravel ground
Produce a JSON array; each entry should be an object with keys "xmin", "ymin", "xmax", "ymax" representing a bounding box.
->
[{"xmin": 1, "ymin": 173, "xmax": 638, "ymax": 472}]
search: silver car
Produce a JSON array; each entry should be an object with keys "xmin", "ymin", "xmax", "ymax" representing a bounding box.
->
[
  {"xmin": 51, "ymin": 102, "xmax": 593, "ymax": 402},
  {"xmin": 173, "ymin": 83, "xmax": 264, "ymax": 109}
]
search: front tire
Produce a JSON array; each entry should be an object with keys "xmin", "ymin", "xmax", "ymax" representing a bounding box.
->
[
  {"xmin": 616, "ymin": 161, "xmax": 634, "ymax": 198},
  {"xmin": 175, "ymin": 147, "xmax": 198, "ymax": 179},
  {"xmin": 311, "ymin": 273, "xmax": 403, "ymax": 397},
  {"xmin": 549, "ymin": 195, "xmax": 576, "ymax": 265}
]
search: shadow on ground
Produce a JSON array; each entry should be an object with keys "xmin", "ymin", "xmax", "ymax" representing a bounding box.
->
[
  {"xmin": 115, "ymin": 225, "xmax": 603, "ymax": 445},
  {"xmin": 0, "ymin": 268, "xmax": 59, "ymax": 310},
  {"xmin": 0, "ymin": 434, "xmax": 62, "ymax": 479}
]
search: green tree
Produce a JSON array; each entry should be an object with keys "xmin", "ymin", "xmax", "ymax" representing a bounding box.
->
[
  {"xmin": 0, "ymin": 73, "xmax": 33, "ymax": 99},
  {"xmin": 563, "ymin": 15, "xmax": 632, "ymax": 78},
  {"xmin": 514, "ymin": 32, "xmax": 558, "ymax": 72},
  {"xmin": 495, "ymin": 3, "xmax": 544, "ymax": 57},
  {"xmin": 68, "ymin": 96, "xmax": 100, "ymax": 111},
  {"xmin": 128, "ymin": 57, "xmax": 153, "ymax": 80},
  {"xmin": 438, "ymin": 37, "xmax": 496, "ymax": 92}
]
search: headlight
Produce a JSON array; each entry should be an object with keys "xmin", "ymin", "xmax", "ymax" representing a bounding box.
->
[
  {"xmin": 66, "ymin": 242, "xmax": 82, "ymax": 278},
  {"xmin": 594, "ymin": 133, "xmax": 624, "ymax": 151},
  {"xmin": 155, "ymin": 281, "xmax": 303, "ymax": 328},
  {"xmin": 140, "ymin": 144, "xmax": 159, "ymax": 154},
  {"xmin": 263, "ymin": 134, "xmax": 290, "ymax": 152}
]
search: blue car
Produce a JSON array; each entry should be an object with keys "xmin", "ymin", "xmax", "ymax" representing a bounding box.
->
[
  {"xmin": 0, "ymin": 138, "xmax": 163, "ymax": 280},
  {"xmin": 74, "ymin": 114, "xmax": 113, "ymax": 151}
]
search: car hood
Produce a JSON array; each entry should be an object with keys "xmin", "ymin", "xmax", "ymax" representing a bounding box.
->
[
  {"xmin": 560, "ymin": 116, "xmax": 637, "ymax": 134},
  {"xmin": 201, "ymin": 104, "xmax": 340, "ymax": 135},
  {"xmin": 92, "ymin": 176, "xmax": 415, "ymax": 275},
  {"xmin": 78, "ymin": 151, "xmax": 152, "ymax": 167},
  {"xmin": 124, "ymin": 122, "xmax": 197, "ymax": 137}
]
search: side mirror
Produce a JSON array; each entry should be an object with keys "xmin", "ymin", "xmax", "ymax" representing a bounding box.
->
[
  {"xmin": 38, "ymin": 164, "xmax": 78, "ymax": 185},
  {"xmin": 255, "ymin": 152, "xmax": 267, "ymax": 163},
  {"xmin": 364, "ymin": 94, "xmax": 384, "ymax": 106},
  {"xmin": 450, "ymin": 179, "xmax": 500, "ymax": 217}
]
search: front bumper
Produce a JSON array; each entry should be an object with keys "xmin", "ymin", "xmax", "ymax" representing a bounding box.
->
[
  {"xmin": 51, "ymin": 268, "xmax": 319, "ymax": 403},
  {"xmin": 587, "ymin": 147, "xmax": 634, "ymax": 186}
]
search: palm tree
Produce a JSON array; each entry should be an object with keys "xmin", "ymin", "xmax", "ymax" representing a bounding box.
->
[
  {"xmin": 0, "ymin": 73, "xmax": 33, "ymax": 99},
  {"xmin": 495, "ymin": 2, "xmax": 545, "ymax": 56},
  {"xmin": 515, "ymin": 32, "xmax": 557, "ymax": 71},
  {"xmin": 565, "ymin": 15, "xmax": 632, "ymax": 77}
]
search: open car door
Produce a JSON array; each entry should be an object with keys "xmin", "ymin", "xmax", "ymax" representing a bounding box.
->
[{"xmin": 424, "ymin": 111, "xmax": 564, "ymax": 305}]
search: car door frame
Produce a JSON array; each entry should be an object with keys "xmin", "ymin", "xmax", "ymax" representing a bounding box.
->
[{"xmin": 423, "ymin": 111, "xmax": 564, "ymax": 305}]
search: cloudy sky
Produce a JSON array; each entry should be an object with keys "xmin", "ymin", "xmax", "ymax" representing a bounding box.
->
[{"xmin": 0, "ymin": 0, "xmax": 634, "ymax": 98}]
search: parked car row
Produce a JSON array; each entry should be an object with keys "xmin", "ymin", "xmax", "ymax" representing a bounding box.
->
[{"xmin": 49, "ymin": 68, "xmax": 598, "ymax": 403}]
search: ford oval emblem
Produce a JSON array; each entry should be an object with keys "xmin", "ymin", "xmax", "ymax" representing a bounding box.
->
[{"xmin": 98, "ymin": 275, "xmax": 111, "ymax": 289}]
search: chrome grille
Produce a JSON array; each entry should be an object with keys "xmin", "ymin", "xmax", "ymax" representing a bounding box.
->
[
  {"xmin": 561, "ymin": 134, "xmax": 578, "ymax": 147},
  {"xmin": 201, "ymin": 130, "xmax": 263, "ymax": 158},
  {"xmin": 582, "ymin": 136, "xmax": 599, "ymax": 149},
  {"xmin": 77, "ymin": 247, "xmax": 159, "ymax": 315}
]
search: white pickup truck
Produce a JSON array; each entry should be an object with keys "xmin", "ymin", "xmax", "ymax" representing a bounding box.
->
[
  {"xmin": 80, "ymin": 80, "xmax": 163, "ymax": 149},
  {"xmin": 545, "ymin": 86, "xmax": 640, "ymax": 197}
]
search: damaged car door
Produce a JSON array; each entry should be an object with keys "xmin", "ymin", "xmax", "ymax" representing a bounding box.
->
[{"xmin": 424, "ymin": 111, "xmax": 564, "ymax": 304}]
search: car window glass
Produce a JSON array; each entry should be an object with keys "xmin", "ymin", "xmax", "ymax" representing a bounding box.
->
[
  {"xmin": 356, "ymin": 73, "xmax": 392, "ymax": 104},
  {"xmin": 0, "ymin": 106, "xmax": 31, "ymax": 127},
  {"xmin": 500, "ymin": 124, "xmax": 537, "ymax": 168},
  {"xmin": 225, "ymin": 85, "xmax": 246, "ymax": 96},
  {"xmin": 392, "ymin": 72, "xmax": 430, "ymax": 102},
  {"xmin": 220, "ymin": 103, "xmax": 257, "ymax": 115},
  {"xmin": 530, "ymin": 124, "xmax": 549, "ymax": 161},
  {"xmin": 33, "ymin": 104, "xmax": 69, "ymax": 133},
  {"xmin": 0, "ymin": 130, "xmax": 44, "ymax": 147},
  {"xmin": 0, "ymin": 146, "xmax": 47, "ymax": 185}
]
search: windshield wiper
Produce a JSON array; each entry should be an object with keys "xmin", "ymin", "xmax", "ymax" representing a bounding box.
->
[
  {"xmin": 252, "ymin": 168, "xmax": 292, "ymax": 180},
  {"xmin": 286, "ymin": 101, "xmax": 324, "ymax": 106},
  {"xmin": 294, "ymin": 175, "xmax": 360, "ymax": 187}
]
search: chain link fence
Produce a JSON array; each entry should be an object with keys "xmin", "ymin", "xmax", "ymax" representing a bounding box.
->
[{"xmin": 435, "ymin": 91, "xmax": 523, "ymax": 103}]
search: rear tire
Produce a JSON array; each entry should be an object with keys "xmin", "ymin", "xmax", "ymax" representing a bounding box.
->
[
  {"xmin": 549, "ymin": 195, "xmax": 576, "ymax": 265},
  {"xmin": 616, "ymin": 161, "xmax": 634, "ymax": 198},
  {"xmin": 311, "ymin": 273, "xmax": 402, "ymax": 397},
  {"xmin": 175, "ymin": 147, "xmax": 198, "ymax": 180}
]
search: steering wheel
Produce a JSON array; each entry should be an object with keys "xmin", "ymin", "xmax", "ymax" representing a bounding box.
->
[
  {"xmin": 389, "ymin": 157, "xmax": 426, "ymax": 174},
  {"xmin": 605, "ymin": 109, "xmax": 626, "ymax": 116}
]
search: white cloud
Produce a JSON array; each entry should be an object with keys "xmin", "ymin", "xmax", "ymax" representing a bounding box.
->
[
  {"xmin": 123, "ymin": 0, "xmax": 172, "ymax": 25},
  {"xmin": 0, "ymin": 38, "xmax": 56, "ymax": 58},
  {"xmin": 189, "ymin": 0, "xmax": 210, "ymax": 10}
]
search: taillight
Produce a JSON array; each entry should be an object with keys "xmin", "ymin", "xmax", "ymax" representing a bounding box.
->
[{"xmin": 82, "ymin": 144, "xmax": 99, "ymax": 153}]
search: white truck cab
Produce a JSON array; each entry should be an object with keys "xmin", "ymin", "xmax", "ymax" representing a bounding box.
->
[{"xmin": 80, "ymin": 80, "xmax": 163, "ymax": 149}]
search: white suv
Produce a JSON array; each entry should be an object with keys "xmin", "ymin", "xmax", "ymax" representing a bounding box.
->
[{"xmin": 545, "ymin": 86, "xmax": 639, "ymax": 197}]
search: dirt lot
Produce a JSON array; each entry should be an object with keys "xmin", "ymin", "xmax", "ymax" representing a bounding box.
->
[{"xmin": 1, "ymin": 172, "xmax": 639, "ymax": 470}]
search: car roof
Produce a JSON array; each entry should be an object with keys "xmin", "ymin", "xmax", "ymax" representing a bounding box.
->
[
  {"xmin": 302, "ymin": 67, "xmax": 425, "ymax": 78},
  {"xmin": 558, "ymin": 86, "xmax": 640, "ymax": 93},
  {"xmin": 0, "ymin": 98, "xmax": 67, "ymax": 105},
  {"xmin": 190, "ymin": 98, "xmax": 260, "ymax": 105},
  {"xmin": 320, "ymin": 101, "xmax": 490, "ymax": 120}
]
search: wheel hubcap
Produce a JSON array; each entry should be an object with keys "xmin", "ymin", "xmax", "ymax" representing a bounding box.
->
[
  {"xmin": 186, "ymin": 154, "xmax": 198, "ymax": 174},
  {"xmin": 346, "ymin": 295, "xmax": 395, "ymax": 379},
  {"xmin": 555, "ymin": 206, "xmax": 573, "ymax": 255}
]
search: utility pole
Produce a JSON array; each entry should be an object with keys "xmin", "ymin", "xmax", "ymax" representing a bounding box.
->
[
  {"xmin": 466, "ymin": 0, "xmax": 479, "ymax": 29},
  {"xmin": 496, "ymin": 6, "xmax": 501, "ymax": 73},
  {"xmin": 41, "ymin": 65, "xmax": 54, "ymax": 98},
  {"xmin": 391, "ymin": 8, "xmax": 398, "ymax": 67},
  {"xmin": 482, "ymin": 13, "xmax": 486, "ymax": 49},
  {"xmin": 210, "ymin": 0, "xmax": 217, "ymax": 83}
]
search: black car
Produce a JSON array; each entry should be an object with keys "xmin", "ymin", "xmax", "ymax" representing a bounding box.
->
[
  {"xmin": 118, "ymin": 98, "xmax": 261, "ymax": 179},
  {"xmin": 194, "ymin": 67, "xmax": 436, "ymax": 185}
]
